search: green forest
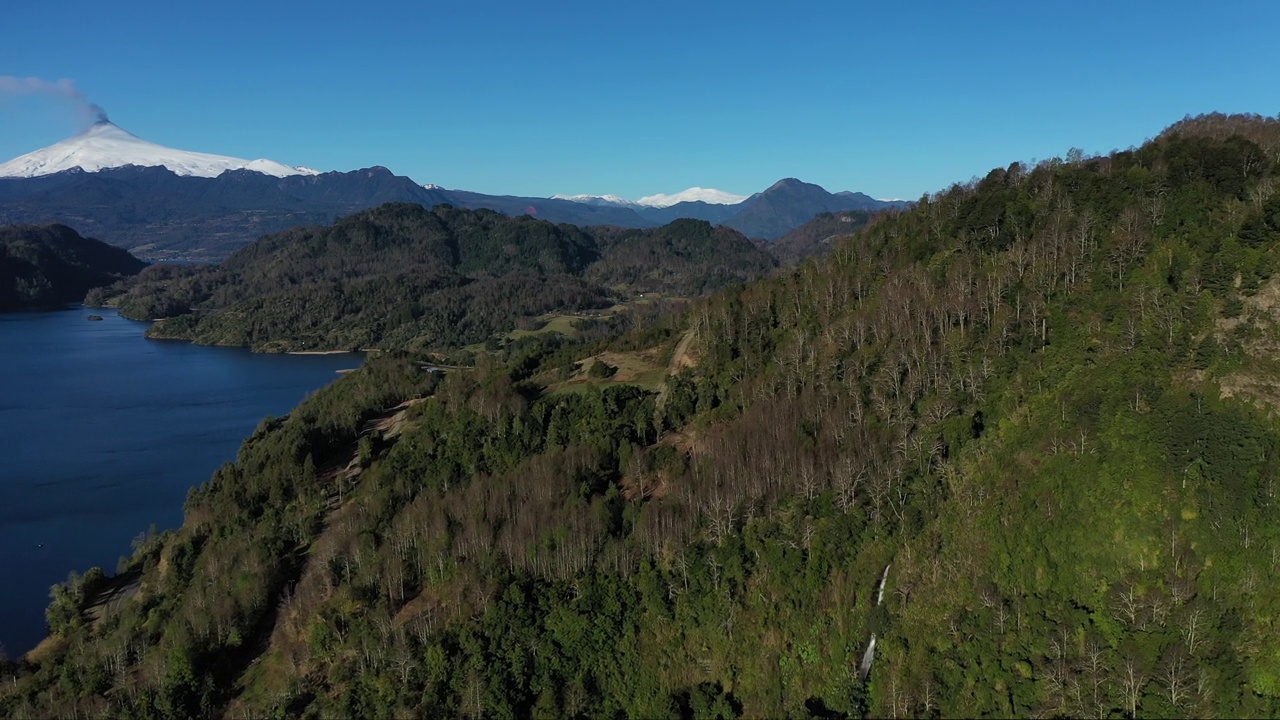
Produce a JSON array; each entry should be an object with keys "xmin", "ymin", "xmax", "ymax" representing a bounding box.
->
[
  {"xmin": 86, "ymin": 206, "xmax": 778, "ymax": 353},
  {"xmin": 6, "ymin": 112, "xmax": 1280, "ymax": 719}
]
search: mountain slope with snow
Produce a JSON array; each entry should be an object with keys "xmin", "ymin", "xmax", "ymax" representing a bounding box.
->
[
  {"xmin": 549, "ymin": 189, "xmax": 748, "ymax": 209},
  {"xmin": 550, "ymin": 193, "xmax": 642, "ymax": 208},
  {"xmin": 545, "ymin": 181, "xmax": 908, "ymax": 238},
  {"xmin": 0, "ymin": 121, "xmax": 318, "ymax": 179},
  {"xmin": 636, "ymin": 187, "xmax": 747, "ymax": 208}
]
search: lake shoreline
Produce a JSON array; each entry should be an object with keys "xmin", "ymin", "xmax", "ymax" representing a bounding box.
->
[{"xmin": 0, "ymin": 307, "xmax": 365, "ymax": 656}]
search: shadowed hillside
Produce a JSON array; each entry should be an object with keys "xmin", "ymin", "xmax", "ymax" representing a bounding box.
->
[{"xmin": 0, "ymin": 224, "xmax": 145, "ymax": 311}]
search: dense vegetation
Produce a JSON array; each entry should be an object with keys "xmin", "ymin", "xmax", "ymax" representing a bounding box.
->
[
  {"xmin": 588, "ymin": 219, "xmax": 782, "ymax": 293},
  {"xmin": 766, "ymin": 209, "xmax": 875, "ymax": 266},
  {"xmin": 0, "ymin": 223, "xmax": 145, "ymax": 312},
  {"xmin": 88, "ymin": 204, "xmax": 776, "ymax": 352},
  {"xmin": 7, "ymin": 112, "xmax": 1280, "ymax": 718}
]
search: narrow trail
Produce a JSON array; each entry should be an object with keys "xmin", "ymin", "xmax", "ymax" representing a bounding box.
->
[
  {"xmin": 666, "ymin": 326, "xmax": 698, "ymax": 376},
  {"xmin": 654, "ymin": 326, "xmax": 697, "ymax": 418}
]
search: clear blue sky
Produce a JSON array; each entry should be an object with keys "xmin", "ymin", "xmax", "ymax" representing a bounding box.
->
[{"xmin": 2, "ymin": 0, "xmax": 1277, "ymax": 201}]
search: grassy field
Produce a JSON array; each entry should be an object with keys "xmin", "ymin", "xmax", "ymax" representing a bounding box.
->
[
  {"xmin": 539, "ymin": 347, "xmax": 668, "ymax": 394},
  {"xmin": 505, "ymin": 313, "xmax": 587, "ymax": 341},
  {"xmin": 455, "ymin": 293, "xmax": 689, "ymax": 395},
  {"xmin": 505, "ymin": 294, "xmax": 675, "ymax": 342}
]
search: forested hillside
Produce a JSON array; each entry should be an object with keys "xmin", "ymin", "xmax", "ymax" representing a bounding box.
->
[
  {"xmin": 7, "ymin": 113, "xmax": 1280, "ymax": 719},
  {"xmin": 765, "ymin": 209, "xmax": 875, "ymax": 266},
  {"xmin": 588, "ymin": 219, "xmax": 780, "ymax": 294},
  {"xmin": 0, "ymin": 224, "xmax": 145, "ymax": 311},
  {"xmin": 88, "ymin": 204, "xmax": 775, "ymax": 352}
]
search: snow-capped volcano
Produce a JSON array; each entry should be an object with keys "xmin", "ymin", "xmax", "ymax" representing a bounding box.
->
[
  {"xmin": 635, "ymin": 187, "xmax": 747, "ymax": 208},
  {"xmin": 0, "ymin": 121, "xmax": 319, "ymax": 179}
]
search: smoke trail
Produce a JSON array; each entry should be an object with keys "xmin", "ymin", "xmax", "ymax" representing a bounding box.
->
[{"xmin": 0, "ymin": 76, "xmax": 108, "ymax": 125}]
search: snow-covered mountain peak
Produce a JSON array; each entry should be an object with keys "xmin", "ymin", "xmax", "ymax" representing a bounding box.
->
[
  {"xmin": 78, "ymin": 120, "xmax": 141, "ymax": 142},
  {"xmin": 0, "ymin": 121, "xmax": 319, "ymax": 179},
  {"xmin": 552, "ymin": 187, "xmax": 749, "ymax": 209},
  {"xmin": 550, "ymin": 193, "xmax": 641, "ymax": 208},
  {"xmin": 635, "ymin": 187, "xmax": 748, "ymax": 208}
]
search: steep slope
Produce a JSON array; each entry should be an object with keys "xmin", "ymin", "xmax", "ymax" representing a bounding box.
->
[
  {"xmin": 8, "ymin": 113, "xmax": 1280, "ymax": 719},
  {"xmin": 0, "ymin": 224, "xmax": 145, "ymax": 311}
]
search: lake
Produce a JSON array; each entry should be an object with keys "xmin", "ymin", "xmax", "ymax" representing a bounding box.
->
[{"xmin": 0, "ymin": 307, "xmax": 361, "ymax": 657}]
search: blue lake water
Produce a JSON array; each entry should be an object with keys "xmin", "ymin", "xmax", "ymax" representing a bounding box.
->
[{"xmin": 0, "ymin": 307, "xmax": 361, "ymax": 657}]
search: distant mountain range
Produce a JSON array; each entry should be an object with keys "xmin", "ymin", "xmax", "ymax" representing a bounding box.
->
[
  {"xmin": 0, "ymin": 123, "xmax": 908, "ymax": 261},
  {"xmin": 466, "ymin": 179, "xmax": 907, "ymax": 241},
  {"xmin": 551, "ymin": 187, "xmax": 750, "ymax": 208}
]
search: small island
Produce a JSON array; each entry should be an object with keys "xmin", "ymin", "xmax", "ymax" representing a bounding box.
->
[{"xmin": 86, "ymin": 314, "xmax": 104, "ymax": 321}]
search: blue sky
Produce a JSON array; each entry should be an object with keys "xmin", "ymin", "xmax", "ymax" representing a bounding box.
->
[{"xmin": 2, "ymin": 0, "xmax": 1277, "ymax": 200}]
